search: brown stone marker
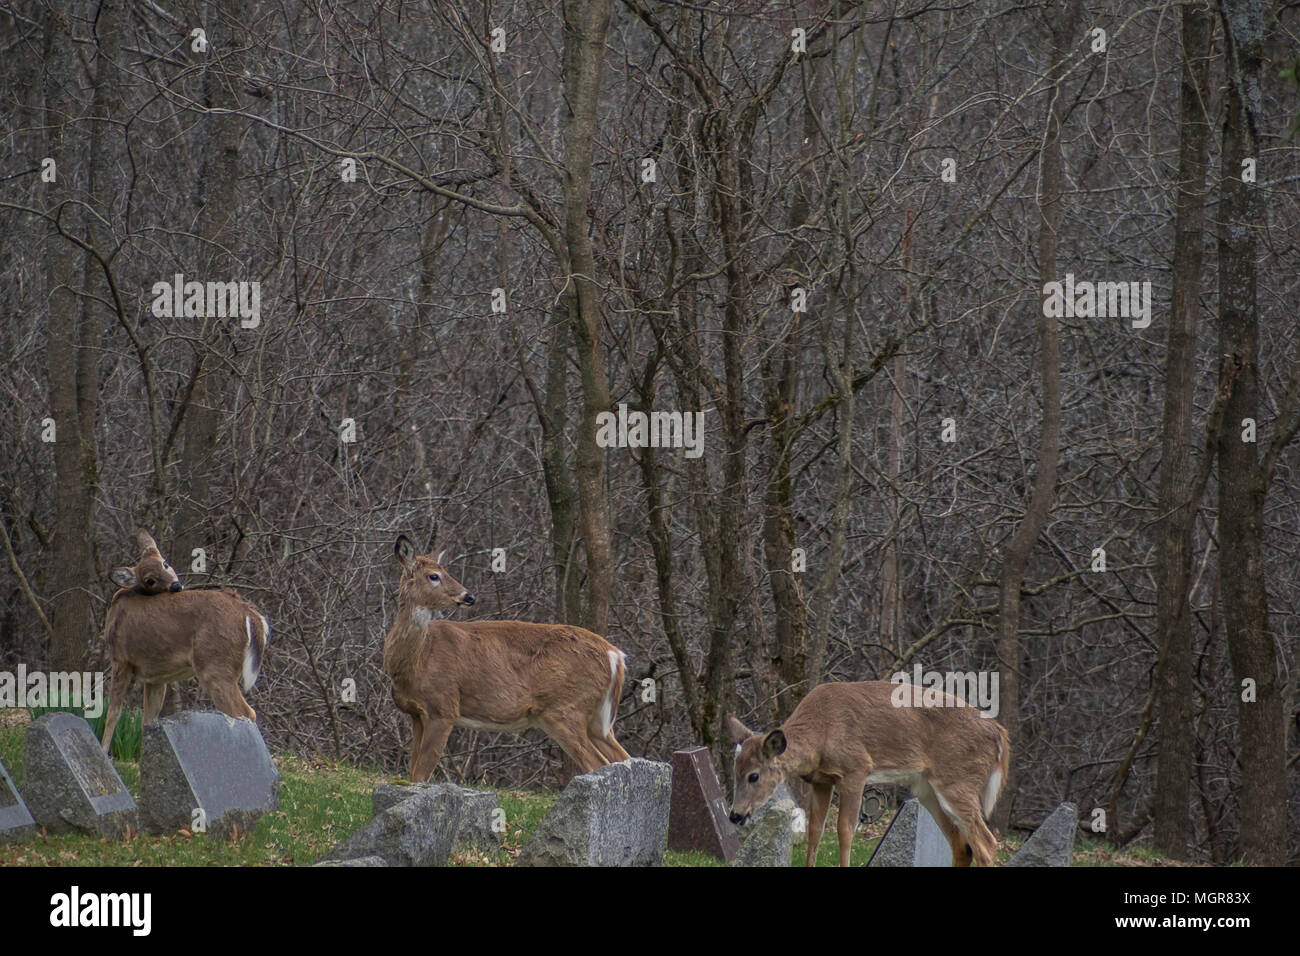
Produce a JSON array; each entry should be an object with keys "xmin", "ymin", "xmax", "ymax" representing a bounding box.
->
[{"xmin": 668, "ymin": 746, "xmax": 740, "ymax": 861}]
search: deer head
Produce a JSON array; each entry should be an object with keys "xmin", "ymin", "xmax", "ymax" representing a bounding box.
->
[
  {"xmin": 109, "ymin": 529, "xmax": 182, "ymax": 595},
  {"xmin": 726, "ymin": 714, "xmax": 788, "ymax": 825},
  {"xmin": 393, "ymin": 535, "xmax": 476, "ymax": 621}
]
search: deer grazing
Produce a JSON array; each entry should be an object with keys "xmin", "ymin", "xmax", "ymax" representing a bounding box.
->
[
  {"xmin": 99, "ymin": 530, "xmax": 270, "ymax": 752},
  {"xmin": 384, "ymin": 535, "xmax": 631, "ymax": 782},
  {"xmin": 727, "ymin": 680, "xmax": 1010, "ymax": 867}
]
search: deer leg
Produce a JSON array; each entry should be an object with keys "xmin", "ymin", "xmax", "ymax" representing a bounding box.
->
[
  {"xmin": 142, "ymin": 681, "xmax": 169, "ymax": 724},
  {"xmin": 100, "ymin": 662, "xmax": 131, "ymax": 752},
  {"xmin": 539, "ymin": 714, "xmax": 607, "ymax": 772},
  {"xmin": 409, "ymin": 714, "xmax": 425, "ymax": 776},
  {"xmin": 915, "ymin": 784, "xmax": 972, "ymax": 867},
  {"xmin": 591, "ymin": 733, "xmax": 630, "ymax": 764},
  {"xmin": 835, "ymin": 772, "xmax": 867, "ymax": 867},
  {"xmin": 204, "ymin": 677, "xmax": 256, "ymax": 722},
  {"xmin": 410, "ymin": 716, "xmax": 454, "ymax": 783},
  {"xmin": 804, "ymin": 780, "xmax": 833, "ymax": 867}
]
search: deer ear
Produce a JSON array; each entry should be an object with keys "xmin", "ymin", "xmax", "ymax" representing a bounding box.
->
[
  {"xmin": 761, "ymin": 729, "xmax": 787, "ymax": 760},
  {"xmin": 435, "ymin": 547, "xmax": 448, "ymax": 565},
  {"xmin": 136, "ymin": 529, "xmax": 159, "ymax": 554},
  {"xmin": 110, "ymin": 567, "xmax": 137, "ymax": 589},
  {"xmin": 725, "ymin": 715, "xmax": 754, "ymax": 743},
  {"xmin": 395, "ymin": 535, "xmax": 415, "ymax": 567}
]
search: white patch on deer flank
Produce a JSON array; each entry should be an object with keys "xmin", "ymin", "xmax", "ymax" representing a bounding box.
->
[
  {"xmin": 241, "ymin": 616, "xmax": 259, "ymax": 691},
  {"xmin": 455, "ymin": 716, "xmax": 531, "ymax": 733},
  {"xmin": 594, "ymin": 649, "xmax": 621, "ymax": 737}
]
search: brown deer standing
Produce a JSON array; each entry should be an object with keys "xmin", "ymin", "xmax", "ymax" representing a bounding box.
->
[
  {"xmin": 727, "ymin": 681, "xmax": 1010, "ymax": 867},
  {"xmin": 99, "ymin": 530, "xmax": 270, "ymax": 751},
  {"xmin": 384, "ymin": 535, "xmax": 630, "ymax": 782}
]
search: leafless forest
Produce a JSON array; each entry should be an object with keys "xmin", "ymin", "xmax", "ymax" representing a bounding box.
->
[{"xmin": 1, "ymin": 0, "xmax": 1297, "ymax": 864}]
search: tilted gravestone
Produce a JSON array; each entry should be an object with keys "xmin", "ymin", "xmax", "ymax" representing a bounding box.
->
[
  {"xmin": 23, "ymin": 712, "xmax": 136, "ymax": 838},
  {"xmin": 318, "ymin": 784, "xmax": 467, "ymax": 866},
  {"xmin": 517, "ymin": 758, "xmax": 672, "ymax": 867},
  {"xmin": 729, "ymin": 796, "xmax": 795, "ymax": 867},
  {"xmin": 0, "ymin": 757, "xmax": 36, "ymax": 844},
  {"xmin": 139, "ymin": 711, "xmax": 280, "ymax": 838},
  {"xmin": 372, "ymin": 782, "xmax": 501, "ymax": 852},
  {"xmin": 1006, "ymin": 802, "xmax": 1077, "ymax": 867},
  {"xmin": 313, "ymin": 855, "xmax": 389, "ymax": 867},
  {"xmin": 668, "ymin": 746, "xmax": 739, "ymax": 861},
  {"xmin": 867, "ymin": 798, "xmax": 951, "ymax": 867}
]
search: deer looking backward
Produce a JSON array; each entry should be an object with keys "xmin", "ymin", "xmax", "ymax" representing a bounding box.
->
[
  {"xmin": 727, "ymin": 681, "xmax": 1010, "ymax": 866},
  {"xmin": 99, "ymin": 530, "xmax": 270, "ymax": 752},
  {"xmin": 384, "ymin": 535, "xmax": 631, "ymax": 782}
]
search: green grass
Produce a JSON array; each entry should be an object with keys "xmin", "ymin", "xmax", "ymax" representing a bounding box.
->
[{"xmin": 27, "ymin": 702, "xmax": 142, "ymax": 762}]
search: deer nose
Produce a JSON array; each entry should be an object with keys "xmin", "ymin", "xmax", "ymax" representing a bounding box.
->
[
  {"xmin": 169, "ymin": 581, "xmax": 182, "ymax": 592},
  {"xmin": 461, "ymin": 593, "xmax": 476, "ymax": 606}
]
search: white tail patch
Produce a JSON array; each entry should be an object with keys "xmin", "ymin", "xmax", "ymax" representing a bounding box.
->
[
  {"xmin": 241, "ymin": 616, "xmax": 261, "ymax": 692},
  {"xmin": 594, "ymin": 650, "xmax": 622, "ymax": 738}
]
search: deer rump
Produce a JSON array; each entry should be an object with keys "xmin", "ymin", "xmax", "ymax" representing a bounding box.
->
[
  {"xmin": 104, "ymin": 587, "xmax": 270, "ymax": 690},
  {"xmin": 385, "ymin": 619, "xmax": 622, "ymax": 735}
]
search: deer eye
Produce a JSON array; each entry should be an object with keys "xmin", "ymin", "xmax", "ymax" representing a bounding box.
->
[
  {"xmin": 747, "ymin": 772, "xmax": 759, "ymax": 784},
  {"xmin": 428, "ymin": 573, "xmax": 440, "ymax": 583}
]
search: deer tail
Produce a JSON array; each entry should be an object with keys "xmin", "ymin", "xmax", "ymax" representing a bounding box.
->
[
  {"xmin": 982, "ymin": 721, "xmax": 1011, "ymax": 818},
  {"xmin": 242, "ymin": 612, "xmax": 270, "ymax": 692},
  {"xmin": 593, "ymin": 649, "xmax": 626, "ymax": 739}
]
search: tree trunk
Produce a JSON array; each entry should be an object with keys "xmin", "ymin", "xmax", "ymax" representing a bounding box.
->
[
  {"xmin": 1152, "ymin": 0, "xmax": 1212, "ymax": 860},
  {"xmin": 1215, "ymin": 0, "xmax": 1286, "ymax": 865},
  {"xmin": 993, "ymin": 0, "xmax": 1081, "ymax": 833},
  {"xmin": 561, "ymin": 0, "xmax": 614, "ymax": 636}
]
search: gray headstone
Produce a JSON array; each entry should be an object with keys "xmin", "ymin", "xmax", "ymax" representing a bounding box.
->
[
  {"xmin": 139, "ymin": 711, "xmax": 280, "ymax": 838},
  {"xmin": 0, "ymin": 758, "xmax": 36, "ymax": 844},
  {"xmin": 319, "ymin": 785, "xmax": 466, "ymax": 866},
  {"xmin": 729, "ymin": 796, "xmax": 795, "ymax": 867},
  {"xmin": 517, "ymin": 758, "xmax": 672, "ymax": 867},
  {"xmin": 23, "ymin": 712, "xmax": 136, "ymax": 838},
  {"xmin": 867, "ymin": 798, "xmax": 951, "ymax": 867},
  {"xmin": 1007, "ymin": 802, "xmax": 1077, "ymax": 867},
  {"xmin": 312, "ymin": 855, "xmax": 389, "ymax": 867},
  {"xmin": 667, "ymin": 746, "xmax": 739, "ymax": 861},
  {"xmin": 372, "ymin": 782, "xmax": 502, "ymax": 852}
]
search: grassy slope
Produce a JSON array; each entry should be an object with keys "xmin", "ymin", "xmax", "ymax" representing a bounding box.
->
[{"xmin": 0, "ymin": 715, "xmax": 1162, "ymax": 867}]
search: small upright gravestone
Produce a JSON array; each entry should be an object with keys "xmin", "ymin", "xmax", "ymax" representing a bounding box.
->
[
  {"xmin": 139, "ymin": 711, "xmax": 280, "ymax": 838},
  {"xmin": 867, "ymin": 798, "xmax": 951, "ymax": 867},
  {"xmin": 0, "ymin": 758, "xmax": 36, "ymax": 844},
  {"xmin": 517, "ymin": 758, "xmax": 672, "ymax": 867},
  {"xmin": 23, "ymin": 713, "xmax": 136, "ymax": 838},
  {"xmin": 668, "ymin": 746, "xmax": 739, "ymax": 861},
  {"xmin": 372, "ymin": 782, "xmax": 501, "ymax": 852},
  {"xmin": 1006, "ymin": 802, "xmax": 1077, "ymax": 867},
  {"xmin": 729, "ymin": 796, "xmax": 795, "ymax": 867}
]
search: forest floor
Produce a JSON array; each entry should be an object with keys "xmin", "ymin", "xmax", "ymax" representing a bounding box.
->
[{"xmin": 0, "ymin": 711, "xmax": 1180, "ymax": 867}]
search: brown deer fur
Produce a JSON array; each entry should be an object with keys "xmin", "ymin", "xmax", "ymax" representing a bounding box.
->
[
  {"xmin": 99, "ymin": 530, "xmax": 270, "ymax": 751},
  {"xmin": 383, "ymin": 535, "xmax": 631, "ymax": 782},
  {"xmin": 727, "ymin": 681, "xmax": 1010, "ymax": 866}
]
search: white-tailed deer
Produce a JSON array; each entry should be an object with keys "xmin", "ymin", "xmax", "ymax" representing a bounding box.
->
[
  {"xmin": 727, "ymin": 681, "xmax": 1009, "ymax": 867},
  {"xmin": 99, "ymin": 530, "xmax": 270, "ymax": 751},
  {"xmin": 384, "ymin": 535, "xmax": 631, "ymax": 782}
]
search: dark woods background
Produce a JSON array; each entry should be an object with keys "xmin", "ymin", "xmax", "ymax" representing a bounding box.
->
[{"xmin": 0, "ymin": 0, "xmax": 1296, "ymax": 864}]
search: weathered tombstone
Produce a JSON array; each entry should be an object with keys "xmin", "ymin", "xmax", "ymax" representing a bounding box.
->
[
  {"xmin": 0, "ymin": 758, "xmax": 36, "ymax": 844},
  {"xmin": 139, "ymin": 711, "xmax": 280, "ymax": 838},
  {"xmin": 372, "ymin": 782, "xmax": 501, "ymax": 852},
  {"xmin": 1006, "ymin": 802, "xmax": 1077, "ymax": 867},
  {"xmin": 318, "ymin": 785, "xmax": 466, "ymax": 866},
  {"xmin": 517, "ymin": 758, "xmax": 672, "ymax": 867},
  {"xmin": 867, "ymin": 798, "xmax": 951, "ymax": 867},
  {"xmin": 668, "ymin": 746, "xmax": 739, "ymax": 861},
  {"xmin": 729, "ymin": 796, "xmax": 795, "ymax": 867},
  {"xmin": 23, "ymin": 712, "xmax": 136, "ymax": 838}
]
